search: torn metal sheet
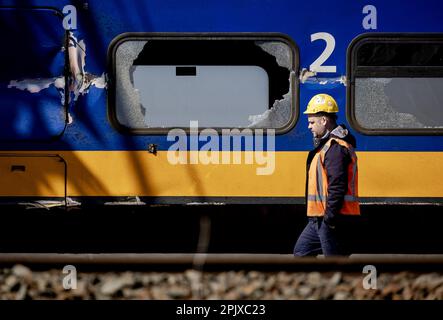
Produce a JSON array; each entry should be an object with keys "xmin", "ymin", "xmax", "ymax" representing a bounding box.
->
[
  {"xmin": 8, "ymin": 76, "xmax": 66, "ymax": 105},
  {"xmin": 68, "ymin": 34, "xmax": 86, "ymax": 77},
  {"xmin": 299, "ymin": 68, "xmax": 346, "ymax": 87},
  {"xmin": 73, "ymin": 72, "xmax": 107, "ymax": 102},
  {"xmin": 8, "ymin": 77, "xmax": 63, "ymax": 93},
  {"xmin": 68, "ymin": 33, "xmax": 107, "ymax": 102},
  {"xmin": 19, "ymin": 197, "xmax": 81, "ymax": 210},
  {"xmin": 8, "ymin": 32, "xmax": 107, "ymax": 107},
  {"xmin": 299, "ymin": 68, "xmax": 316, "ymax": 83},
  {"xmin": 303, "ymin": 75, "xmax": 346, "ymax": 86}
]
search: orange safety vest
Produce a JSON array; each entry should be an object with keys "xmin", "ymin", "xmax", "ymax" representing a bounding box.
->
[{"xmin": 307, "ymin": 138, "xmax": 360, "ymax": 216}]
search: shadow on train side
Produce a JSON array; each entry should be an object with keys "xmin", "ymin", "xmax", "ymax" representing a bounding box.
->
[
  {"xmin": 0, "ymin": 4, "xmax": 220, "ymax": 255},
  {"xmin": 0, "ymin": 204, "xmax": 442, "ymax": 254},
  {"xmin": 1, "ymin": 4, "xmax": 443, "ymax": 255},
  {"xmin": 0, "ymin": 4, "xmax": 162, "ymax": 206}
]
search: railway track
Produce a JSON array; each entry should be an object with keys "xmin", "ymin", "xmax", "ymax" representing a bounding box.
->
[
  {"xmin": 1, "ymin": 253, "xmax": 443, "ymax": 271},
  {"xmin": 1, "ymin": 253, "xmax": 443, "ymax": 300}
]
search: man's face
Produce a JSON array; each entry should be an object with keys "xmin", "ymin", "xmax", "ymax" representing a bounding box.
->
[{"xmin": 307, "ymin": 115, "xmax": 327, "ymax": 138}]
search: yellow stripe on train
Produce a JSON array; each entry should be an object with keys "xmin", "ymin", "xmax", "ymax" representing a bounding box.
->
[{"xmin": 0, "ymin": 151, "xmax": 441, "ymax": 198}]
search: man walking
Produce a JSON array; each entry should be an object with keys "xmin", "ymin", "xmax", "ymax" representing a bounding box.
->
[{"xmin": 294, "ymin": 94, "xmax": 360, "ymax": 256}]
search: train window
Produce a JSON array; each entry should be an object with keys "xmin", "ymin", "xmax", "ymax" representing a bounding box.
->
[
  {"xmin": 348, "ymin": 35, "xmax": 443, "ymax": 135},
  {"xmin": 132, "ymin": 65, "xmax": 269, "ymax": 128},
  {"xmin": 108, "ymin": 34, "xmax": 298, "ymax": 134}
]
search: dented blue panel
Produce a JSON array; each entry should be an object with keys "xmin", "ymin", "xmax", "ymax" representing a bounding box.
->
[{"xmin": 0, "ymin": 8, "xmax": 66, "ymax": 140}]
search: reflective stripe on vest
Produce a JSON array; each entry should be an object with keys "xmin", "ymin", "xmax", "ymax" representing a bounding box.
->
[{"xmin": 307, "ymin": 138, "xmax": 360, "ymax": 216}]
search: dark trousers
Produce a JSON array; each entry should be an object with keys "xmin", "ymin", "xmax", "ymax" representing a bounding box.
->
[{"xmin": 293, "ymin": 217, "xmax": 349, "ymax": 257}]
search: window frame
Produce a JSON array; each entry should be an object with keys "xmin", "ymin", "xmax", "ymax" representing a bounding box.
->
[
  {"xmin": 107, "ymin": 32, "xmax": 299, "ymax": 135},
  {"xmin": 347, "ymin": 33, "xmax": 443, "ymax": 136}
]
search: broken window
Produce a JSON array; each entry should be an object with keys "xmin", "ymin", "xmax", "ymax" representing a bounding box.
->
[
  {"xmin": 355, "ymin": 78, "xmax": 443, "ymax": 129},
  {"xmin": 349, "ymin": 35, "xmax": 443, "ymax": 134},
  {"xmin": 109, "ymin": 35, "xmax": 297, "ymax": 133}
]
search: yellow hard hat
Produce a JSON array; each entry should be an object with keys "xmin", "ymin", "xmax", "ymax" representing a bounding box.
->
[{"xmin": 303, "ymin": 94, "xmax": 339, "ymax": 114}]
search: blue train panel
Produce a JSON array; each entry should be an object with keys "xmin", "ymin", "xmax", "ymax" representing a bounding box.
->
[
  {"xmin": 0, "ymin": 0, "xmax": 442, "ymax": 152},
  {"xmin": 0, "ymin": 7, "xmax": 67, "ymax": 141}
]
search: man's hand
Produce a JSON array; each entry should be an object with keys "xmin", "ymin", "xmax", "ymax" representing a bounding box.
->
[{"xmin": 323, "ymin": 215, "xmax": 336, "ymax": 229}]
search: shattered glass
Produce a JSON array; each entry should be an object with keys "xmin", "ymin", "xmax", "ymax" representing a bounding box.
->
[
  {"xmin": 355, "ymin": 78, "xmax": 443, "ymax": 129},
  {"xmin": 114, "ymin": 39, "xmax": 294, "ymax": 129},
  {"xmin": 256, "ymin": 41, "xmax": 292, "ymax": 70},
  {"xmin": 249, "ymin": 42, "xmax": 293, "ymax": 128},
  {"xmin": 115, "ymin": 40, "xmax": 148, "ymax": 128}
]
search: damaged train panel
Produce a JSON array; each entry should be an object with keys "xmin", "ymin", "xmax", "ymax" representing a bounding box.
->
[
  {"xmin": 0, "ymin": 7, "xmax": 67, "ymax": 140},
  {"xmin": 0, "ymin": 0, "xmax": 442, "ymax": 207}
]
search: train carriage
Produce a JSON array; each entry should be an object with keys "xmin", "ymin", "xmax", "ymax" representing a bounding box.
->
[{"xmin": 0, "ymin": 0, "xmax": 442, "ymax": 253}]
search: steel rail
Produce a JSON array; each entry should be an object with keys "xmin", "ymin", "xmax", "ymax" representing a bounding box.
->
[{"xmin": 0, "ymin": 253, "xmax": 442, "ymax": 271}]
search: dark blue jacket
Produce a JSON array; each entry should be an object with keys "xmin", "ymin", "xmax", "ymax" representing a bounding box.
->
[{"xmin": 306, "ymin": 125, "xmax": 357, "ymax": 226}]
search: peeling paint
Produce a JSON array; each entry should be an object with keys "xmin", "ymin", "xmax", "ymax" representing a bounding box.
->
[
  {"xmin": 8, "ymin": 76, "xmax": 66, "ymax": 105},
  {"xmin": 68, "ymin": 113, "xmax": 73, "ymax": 124},
  {"xmin": 68, "ymin": 33, "xmax": 86, "ymax": 77},
  {"xmin": 73, "ymin": 72, "xmax": 107, "ymax": 101},
  {"xmin": 303, "ymin": 75, "xmax": 346, "ymax": 86},
  {"xmin": 299, "ymin": 68, "xmax": 347, "ymax": 87},
  {"xmin": 89, "ymin": 73, "xmax": 107, "ymax": 89},
  {"xmin": 19, "ymin": 197, "xmax": 81, "ymax": 209},
  {"xmin": 68, "ymin": 33, "xmax": 107, "ymax": 102},
  {"xmin": 299, "ymin": 68, "xmax": 316, "ymax": 83},
  {"xmin": 8, "ymin": 77, "xmax": 61, "ymax": 93},
  {"xmin": 7, "ymin": 32, "xmax": 107, "ymax": 108},
  {"xmin": 104, "ymin": 196, "xmax": 145, "ymax": 205}
]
